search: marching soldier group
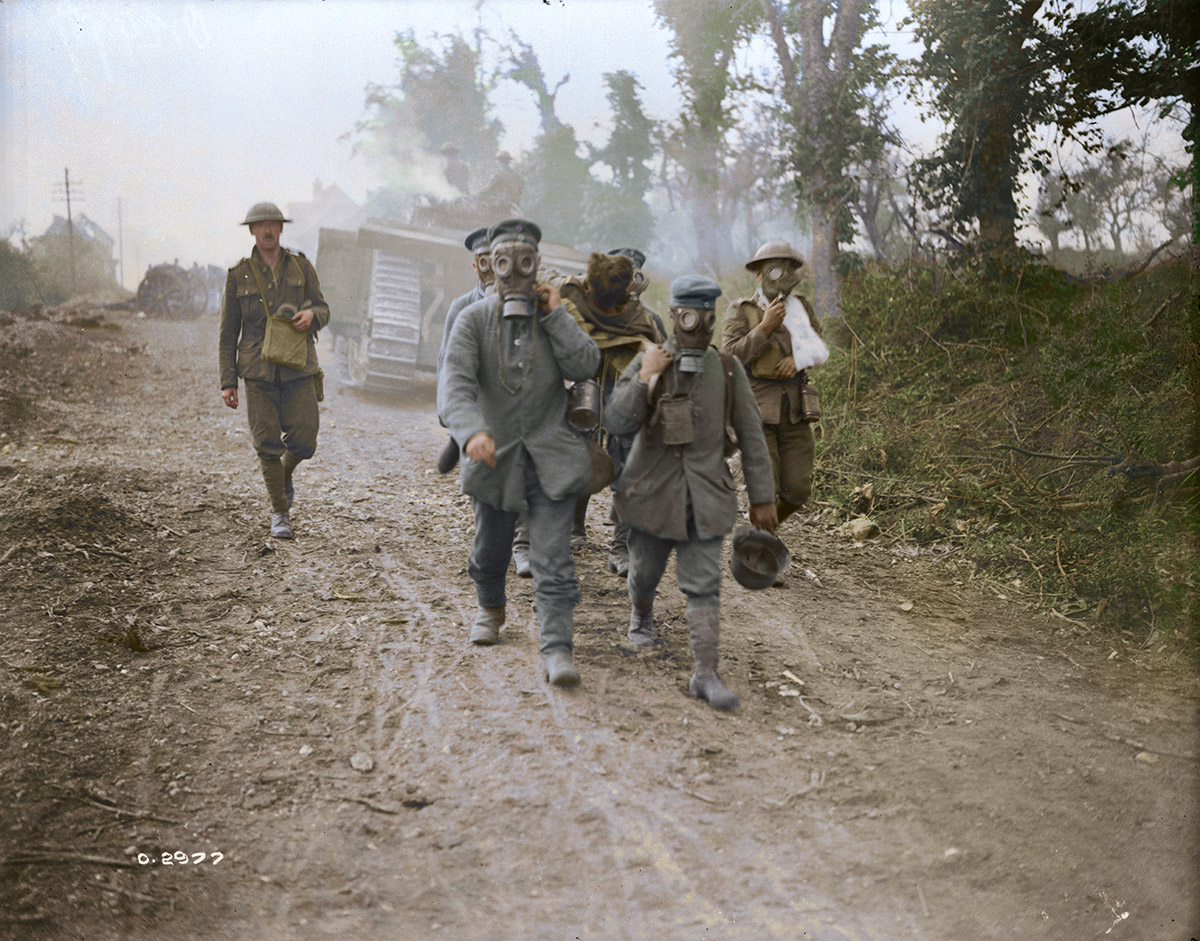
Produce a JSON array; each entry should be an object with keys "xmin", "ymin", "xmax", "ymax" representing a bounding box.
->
[{"xmin": 219, "ymin": 203, "xmax": 826, "ymax": 710}]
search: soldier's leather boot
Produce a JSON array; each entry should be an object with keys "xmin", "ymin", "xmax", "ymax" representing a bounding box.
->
[
  {"xmin": 607, "ymin": 520, "xmax": 630, "ymax": 576},
  {"xmin": 437, "ymin": 435, "xmax": 460, "ymax": 474},
  {"xmin": 628, "ymin": 597, "xmax": 654, "ymax": 646},
  {"xmin": 270, "ymin": 512, "xmax": 293, "ymax": 539},
  {"xmin": 282, "ymin": 451, "xmax": 301, "ymax": 508},
  {"xmin": 469, "ymin": 606, "xmax": 505, "ymax": 645},
  {"xmin": 542, "ymin": 649, "xmax": 580, "ymax": 687},
  {"xmin": 571, "ymin": 495, "xmax": 589, "ymax": 548},
  {"xmin": 512, "ymin": 546, "xmax": 531, "ymax": 578},
  {"xmin": 687, "ymin": 607, "xmax": 739, "ymax": 710}
]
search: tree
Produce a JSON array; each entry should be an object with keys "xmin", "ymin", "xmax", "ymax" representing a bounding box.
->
[
  {"xmin": 655, "ymin": 0, "xmax": 761, "ymax": 274},
  {"xmin": 906, "ymin": 0, "xmax": 1195, "ymax": 252},
  {"xmin": 352, "ymin": 29, "xmax": 502, "ymax": 204},
  {"xmin": 1064, "ymin": 0, "xmax": 1198, "ymax": 243},
  {"xmin": 499, "ymin": 35, "xmax": 594, "ymax": 247},
  {"xmin": 760, "ymin": 0, "xmax": 895, "ymax": 317},
  {"xmin": 905, "ymin": 0, "xmax": 1062, "ymax": 249},
  {"xmin": 582, "ymin": 71, "xmax": 658, "ymax": 250}
]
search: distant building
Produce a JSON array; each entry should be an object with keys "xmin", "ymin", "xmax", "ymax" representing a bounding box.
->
[
  {"xmin": 285, "ymin": 180, "xmax": 370, "ymax": 260},
  {"xmin": 37, "ymin": 213, "xmax": 118, "ymax": 282}
]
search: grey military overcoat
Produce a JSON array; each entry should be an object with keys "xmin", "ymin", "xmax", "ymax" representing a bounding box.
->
[
  {"xmin": 440, "ymin": 295, "xmax": 601, "ymax": 512},
  {"xmin": 604, "ymin": 341, "xmax": 776, "ymax": 542}
]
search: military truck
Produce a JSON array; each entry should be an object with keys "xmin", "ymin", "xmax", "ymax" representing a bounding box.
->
[{"xmin": 316, "ymin": 218, "xmax": 588, "ymax": 393}]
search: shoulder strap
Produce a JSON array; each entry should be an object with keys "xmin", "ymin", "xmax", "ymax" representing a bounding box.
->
[{"xmin": 717, "ymin": 349, "xmax": 737, "ymax": 455}]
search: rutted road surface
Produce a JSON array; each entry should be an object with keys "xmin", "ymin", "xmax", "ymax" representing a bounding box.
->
[{"xmin": 1, "ymin": 308, "xmax": 1196, "ymax": 940}]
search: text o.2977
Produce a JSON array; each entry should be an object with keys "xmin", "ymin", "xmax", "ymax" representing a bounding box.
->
[{"xmin": 137, "ymin": 851, "xmax": 224, "ymax": 866}]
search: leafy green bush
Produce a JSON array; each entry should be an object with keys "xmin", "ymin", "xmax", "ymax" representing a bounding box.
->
[{"xmin": 817, "ymin": 256, "xmax": 1198, "ymax": 649}]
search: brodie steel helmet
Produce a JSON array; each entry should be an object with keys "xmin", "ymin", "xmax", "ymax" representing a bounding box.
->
[
  {"xmin": 241, "ymin": 202, "xmax": 292, "ymax": 225},
  {"xmin": 744, "ymin": 240, "xmax": 805, "ymax": 273}
]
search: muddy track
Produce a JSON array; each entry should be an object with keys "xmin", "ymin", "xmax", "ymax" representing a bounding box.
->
[{"xmin": 0, "ymin": 310, "xmax": 1196, "ymax": 940}]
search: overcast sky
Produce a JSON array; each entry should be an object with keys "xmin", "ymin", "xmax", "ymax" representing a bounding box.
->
[{"xmin": 1, "ymin": 0, "xmax": 1175, "ymax": 289}]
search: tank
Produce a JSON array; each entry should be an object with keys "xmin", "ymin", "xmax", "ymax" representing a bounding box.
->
[{"xmin": 317, "ymin": 218, "xmax": 587, "ymax": 393}]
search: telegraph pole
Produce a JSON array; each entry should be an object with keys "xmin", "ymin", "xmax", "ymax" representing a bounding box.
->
[
  {"xmin": 117, "ymin": 197, "xmax": 125, "ymax": 290},
  {"xmin": 64, "ymin": 168, "xmax": 76, "ymax": 295},
  {"xmin": 52, "ymin": 167, "xmax": 82, "ymax": 295}
]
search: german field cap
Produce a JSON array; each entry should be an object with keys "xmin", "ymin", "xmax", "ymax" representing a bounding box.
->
[
  {"xmin": 607, "ymin": 247, "xmax": 646, "ymax": 270},
  {"xmin": 669, "ymin": 274, "xmax": 722, "ymax": 310},
  {"xmin": 488, "ymin": 218, "xmax": 542, "ymax": 247},
  {"xmin": 730, "ymin": 525, "xmax": 791, "ymax": 590},
  {"xmin": 241, "ymin": 202, "xmax": 291, "ymax": 225},
  {"xmin": 464, "ymin": 227, "xmax": 491, "ymax": 252},
  {"xmin": 745, "ymin": 240, "xmax": 805, "ymax": 271}
]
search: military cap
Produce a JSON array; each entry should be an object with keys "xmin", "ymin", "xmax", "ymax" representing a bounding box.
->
[
  {"xmin": 488, "ymin": 218, "xmax": 542, "ymax": 247},
  {"xmin": 241, "ymin": 202, "xmax": 291, "ymax": 225},
  {"xmin": 464, "ymin": 227, "xmax": 491, "ymax": 252},
  {"xmin": 730, "ymin": 526, "xmax": 791, "ymax": 590},
  {"xmin": 669, "ymin": 274, "xmax": 722, "ymax": 310},
  {"xmin": 745, "ymin": 240, "xmax": 805, "ymax": 271},
  {"xmin": 607, "ymin": 247, "xmax": 646, "ymax": 270}
]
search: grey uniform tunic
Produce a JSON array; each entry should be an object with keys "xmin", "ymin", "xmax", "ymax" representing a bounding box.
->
[
  {"xmin": 441, "ymin": 295, "xmax": 600, "ymax": 511},
  {"xmin": 604, "ymin": 341, "xmax": 775, "ymax": 542}
]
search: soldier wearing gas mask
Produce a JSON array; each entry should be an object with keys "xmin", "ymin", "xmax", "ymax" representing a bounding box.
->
[
  {"xmin": 721, "ymin": 241, "xmax": 828, "ymax": 545},
  {"xmin": 604, "ymin": 276, "xmax": 777, "ymax": 711},
  {"xmin": 440, "ymin": 219, "xmax": 601, "ymax": 688},
  {"xmin": 552, "ymin": 249, "xmax": 665, "ymax": 573},
  {"xmin": 436, "ymin": 226, "xmax": 495, "ymax": 475}
]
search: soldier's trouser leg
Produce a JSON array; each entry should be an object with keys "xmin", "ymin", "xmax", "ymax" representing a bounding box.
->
[
  {"xmin": 626, "ymin": 526, "xmax": 672, "ymax": 609},
  {"xmin": 524, "ymin": 462, "xmax": 579, "ymax": 655},
  {"xmin": 626, "ymin": 526, "xmax": 672, "ymax": 646},
  {"xmin": 468, "ymin": 500, "xmax": 518, "ymax": 610},
  {"xmin": 511, "ymin": 510, "xmax": 531, "ymax": 575},
  {"xmin": 678, "ymin": 532, "xmax": 735, "ymax": 709},
  {"xmin": 258, "ymin": 457, "xmax": 289, "ymax": 514},
  {"xmin": 764, "ymin": 415, "xmax": 814, "ymax": 524},
  {"xmin": 246, "ymin": 376, "xmax": 320, "ymax": 462},
  {"xmin": 674, "ymin": 533, "xmax": 724, "ymax": 611},
  {"xmin": 571, "ymin": 494, "xmax": 589, "ymax": 547}
]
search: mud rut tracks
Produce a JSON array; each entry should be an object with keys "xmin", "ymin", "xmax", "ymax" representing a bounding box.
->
[{"xmin": 1, "ymin": 312, "xmax": 1196, "ymax": 940}]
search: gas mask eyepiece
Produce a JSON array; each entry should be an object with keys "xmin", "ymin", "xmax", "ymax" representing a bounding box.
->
[
  {"xmin": 492, "ymin": 241, "xmax": 539, "ymax": 314},
  {"xmin": 671, "ymin": 306, "xmax": 716, "ymax": 372},
  {"xmin": 759, "ymin": 261, "xmax": 801, "ymax": 301},
  {"xmin": 475, "ymin": 251, "xmax": 494, "ymax": 286}
]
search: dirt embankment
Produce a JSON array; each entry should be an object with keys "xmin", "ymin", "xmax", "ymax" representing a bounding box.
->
[{"xmin": 1, "ymin": 305, "xmax": 1197, "ymax": 940}]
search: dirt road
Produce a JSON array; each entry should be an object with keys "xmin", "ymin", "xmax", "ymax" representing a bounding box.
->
[{"xmin": 1, "ymin": 306, "xmax": 1197, "ymax": 940}]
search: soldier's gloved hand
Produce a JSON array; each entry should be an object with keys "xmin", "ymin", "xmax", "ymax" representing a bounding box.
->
[
  {"xmin": 760, "ymin": 297, "xmax": 786, "ymax": 335},
  {"xmin": 291, "ymin": 304, "xmax": 315, "ymax": 331},
  {"xmin": 465, "ymin": 432, "xmax": 497, "ymax": 468},
  {"xmin": 774, "ymin": 355, "xmax": 798, "ymax": 379},
  {"xmin": 749, "ymin": 502, "xmax": 778, "ymax": 534},
  {"xmin": 638, "ymin": 344, "xmax": 672, "ymax": 383},
  {"xmin": 536, "ymin": 283, "xmax": 562, "ymax": 314}
]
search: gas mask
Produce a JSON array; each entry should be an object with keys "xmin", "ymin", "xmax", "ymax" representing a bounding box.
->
[
  {"xmin": 759, "ymin": 262, "xmax": 801, "ymax": 301},
  {"xmin": 492, "ymin": 241, "xmax": 539, "ymax": 317},
  {"xmin": 671, "ymin": 306, "xmax": 716, "ymax": 374},
  {"xmin": 629, "ymin": 268, "xmax": 648, "ymax": 299},
  {"xmin": 474, "ymin": 249, "xmax": 495, "ymax": 288}
]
